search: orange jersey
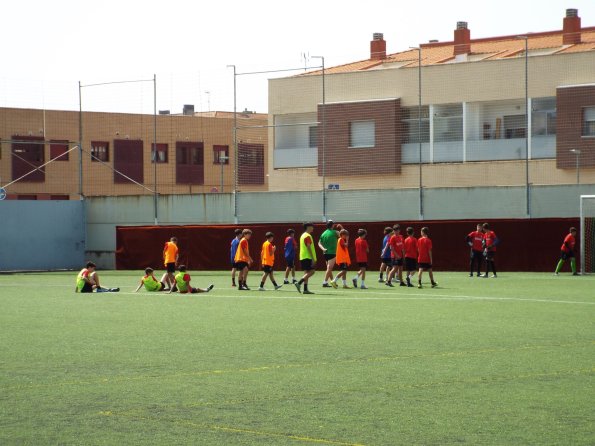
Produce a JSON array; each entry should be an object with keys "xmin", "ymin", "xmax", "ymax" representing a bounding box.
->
[
  {"xmin": 261, "ymin": 240, "xmax": 275, "ymax": 266},
  {"xmin": 234, "ymin": 238, "xmax": 250, "ymax": 263},
  {"xmin": 163, "ymin": 241, "xmax": 178, "ymax": 265},
  {"xmin": 336, "ymin": 238, "xmax": 351, "ymax": 265}
]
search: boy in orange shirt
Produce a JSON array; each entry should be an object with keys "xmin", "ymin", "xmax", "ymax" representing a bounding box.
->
[
  {"xmin": 163, "ymin": 236, "xmax": 179, "ymax": 290},
  {"xmin": 331, "ymin": 229, "xmax": 351, "ymax": 289},
  {"xmin": 259, "ymin": 232, "xmax": 282, "ymax": 291},
  {"xmin": 234, "ymin": 229, "xmax": 253, "ymax": 290}
]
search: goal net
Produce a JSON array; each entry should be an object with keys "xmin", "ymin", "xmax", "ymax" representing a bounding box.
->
[{"xmin": 580, "ymin": 195, "xmax": 595, "ymax": 275}]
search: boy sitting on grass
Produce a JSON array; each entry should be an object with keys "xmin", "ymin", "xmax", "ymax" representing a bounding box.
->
[
  {"xmin": 75, "ymin": 261, "xmax": 119, "ymax": 293},
  {"xmin": 134, "ymin": 267, "xmax": 170, "ymax": 292},
  {"xmin": 170, "ymin": 265, "xmax": 214, "ymax": 294}
]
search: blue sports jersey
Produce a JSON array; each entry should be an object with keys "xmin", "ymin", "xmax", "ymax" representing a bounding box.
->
[
  {"xmin": 230, "ymin": 238, "xmax": 240, "ymax": 263},
  {"xmin": 284, "ymin": 236, "xmax": 296, "ymax": 259},
  {"xmin": 381, "ymin": 235, "xmax": 391, "ymax": 258}
]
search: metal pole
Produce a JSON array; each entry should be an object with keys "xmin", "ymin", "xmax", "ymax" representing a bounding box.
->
[
  {"xmin": 577, "ymin": 151, "xmax": 580, "ymax": 185},
  {"xmin": 417, "ymin": 47, "xmax": 423, "ymax": 220},
  {"xmin": 78, "ymin": 81, "xmax": 83, "ymax": 200},
  {"xmin": 153, "ymin": 74, "xmax": 158, "ymax": 225},
  {"xmin": 227, "ymin": 65, "xmax": 238, "ymax": 224},
  {"xmin": 313, "ymin": 56, "xmax": 326, "ymax": 221},
  {"xmin": 524, "ymin": 36, "xmax": 530, "ymax": 218}
]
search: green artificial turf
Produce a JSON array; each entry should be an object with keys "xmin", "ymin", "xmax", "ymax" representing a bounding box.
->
[{"xmin": 0, "ymin": 271, "xmax": 593, "ymax": 445}]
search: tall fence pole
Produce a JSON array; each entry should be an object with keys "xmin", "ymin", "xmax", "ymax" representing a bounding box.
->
[
  {"xmin": 153, "ymin": 74, "xmax": 158, "ymax": 225},
  {"xmin": 227, "ymin": 65, "xmax": 238, "ymax": 224},
  {"xmin": 312, "ymin": 56, "xmax": 326, "ymax": 221}
]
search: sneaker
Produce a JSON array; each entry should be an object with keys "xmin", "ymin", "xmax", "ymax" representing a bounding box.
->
[
  {"xmin": 482, "ymin": 274, "xmax": 489, "ymax": 278},
  {"xmin": 292, "ymin": 279, "xmax": 298, "ymax": 284},
  {"xmin": 378, "ymin": 278, "xmax": 385, "ymax": 283},
  {"xmin": 342, "ymin": 285, "xmax": 351, "ymax": 289},
  {"xmin": 399, "ymin": 282, "xmax": 407, "ymax": 287},
  {"xmin": 330, "ymin": 281, "xmax": 338, "ymax": 289},
  {"xmin": 491, "ymin": 274, "xmax": 497, "ymax": 278},
  {"xmin": 554, "ymin": 272, "xmax": 559, "ymax": 276},
  {"xmin": 283, "ymin": 280, "xmax": 290, "ymax": 285},
  {"xmin": 258, "ymin": 287, "xmax": 266, "ymax": 291},
  {"xmin": 303, "ymin": 290, "xmax": 315, "ymax": 295},
  {"xmin": 295, "ymin": 282, "xmax": 302, "ymax": 294},
  {"xmin": 274, "ymin": 285, "xmax": 283, "ymax": 290},
  {"xmin": 417, "ymin": 283, "xmax": 422, "ymax": 289},
  {"xmin": 352, "ymin": 278, "xmax": 358, "ymax": 288},
  {"xmin": 206, "ymin": 284, "xmax": 214, "ymax": 292},
  {"xmin": 572, "ymin": 272, "xmax": 579, "ymax": 276},
  {"xmin": 407, "ymin": 283, "xmax": 414, "ymax": 288},
  {"xmin": 431, "ymin": 282, "xmax": 438, "ymax": 288},
  {"xmin": 360, "ymin": 285, "xmax": 368, "ymax": 289},
  {"xmin": 232, "ymin": 283, "xmax": 237, "ymax": 287},
  {"xmin": 385, "ymin": 281, "xmax": 394, "ymax": 287},
  {"xmin": 244, "ymin": 286, "xmax": 251, "ymax": 291},
  {"xmin": 469, "ymin": 274, "xmax": 473, "ymax": 277},
  {"xmin": 322, "ymin": 283, "xmax": 331, "ymax": 288},
  {"xmin": 96, "ymin": 287, "xmax": 107, "ymax": 293}
]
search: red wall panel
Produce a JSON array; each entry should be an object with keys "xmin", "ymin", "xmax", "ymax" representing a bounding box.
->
[{"xmin": 116, "ymin": 218, "xmax": 579, "ymax": 272}]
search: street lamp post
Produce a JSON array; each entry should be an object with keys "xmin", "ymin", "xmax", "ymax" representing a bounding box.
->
[{"xmin": 570, "ymin": 149, "xmax": 581, "ymax": 184}]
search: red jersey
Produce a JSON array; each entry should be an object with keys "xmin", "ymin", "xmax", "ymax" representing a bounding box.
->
[
  {"xmin": 467, "ymin": 230, "xmax": 484, "ymax": 251},
  {"xmin": 483, "ymin": 230, "xmax": 497, "ymax": 252},
  {"xmin": 418, "ymin": 236, "xmax": 433, "ymax": 264},
  {"xmin": 355, "ymin": 238, "xmax": 369, "ymax": 263},
  {"xmin": 561, "ymin": 233, "xmax": 576, "ymax": 253},
  {"xmin": 404, "ymin": 236, "xmax": 418, "ymax": 259},
  {"xmin": 389, "ymin": 234, "xmax": 404, "ymax": 259}
]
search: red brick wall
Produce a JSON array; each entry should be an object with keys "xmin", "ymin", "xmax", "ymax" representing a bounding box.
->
[
  {"xmin": 556, "ymin": 85, "xmax": 595, "ymax": 169},
  {"xmin": 317, "ymin": 99, "xmax": 402, "ymax": 176}
]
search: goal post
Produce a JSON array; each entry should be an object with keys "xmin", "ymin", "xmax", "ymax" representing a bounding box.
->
[{"xmin": 579, "ymin": 195, "xmax": 595, "ymax": 275}]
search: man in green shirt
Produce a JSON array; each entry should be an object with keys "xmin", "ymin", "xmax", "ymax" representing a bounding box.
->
[{"xmin": 318, "ymin": 220, "xmax": 340, "ymax": 287}]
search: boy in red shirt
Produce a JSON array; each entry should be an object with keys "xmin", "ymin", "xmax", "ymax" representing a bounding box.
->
[
  {"xmin": 482, "ymin": 223, "xmax": 498, "ymax": 278},
  {"xmin": 417, "ymin": 227, "xmax": 437, "ymax": 288},
  {"xmin": 386, "ymin": 224, "xmax": 406, "ymax": 287},
  {"xmin": 352, "ymin": 229, "xmax": 369, "ymax": 289},
  {"xmin": 259, "ymin": 232, "xmax": 282, "ymax": 291},
  {"xmin": 554, "ymin": 227, "xmax": 578, "ymax": 275},
  {"xmin": 403, "ymin": 227, "xmax": 418, "ymax": 287},
  {"xmin": 466, "ymin": 223, "xmax": 484, "ymax": 277}
]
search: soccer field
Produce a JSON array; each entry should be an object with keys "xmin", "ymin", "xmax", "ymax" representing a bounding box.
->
[{"xmin": 0, "ymin": 271, "xmax": 593, "ymax": 445}]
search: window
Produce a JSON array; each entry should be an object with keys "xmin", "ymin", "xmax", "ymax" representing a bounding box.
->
[
  {"xmin": 532, "ymin": 97, "xmax": 556, "ymax": 136},
  {"xmin": 50, "ymin": 195, "xmax": 70, "ymax": 200},
  {"xmin": 213, "ymin": 145, "xmax": 229, "ymax": 164},
  {"xmin": 434, "ymin": 104, "xmax": 463, "ymax": 142},
  {"xmin": 114, "ymin": 139, "xmax": 143, "ymax": 184},
  {"xmin": 308, "ymin": 126, "xmax": 318, "ymax": 148},
  {"xmin": 176, "ymin": 142, "xmax": 204, "ymax": 184},
  {"xmin": 403, "ymin": 106, "xmax": 430, "ymax": 143},
  {"xmin": 349, "ymin": 121, "xmax": 375, "ymax": 148},
  {"xmin": 238, "ymin": 143, "xmax": 264, "ymax": 185},
  {"xmin": 583, "ymin": 107, "xmax": 595, "ymax": 137},
  {"xmin": 91, "ymin": 141, "xmax": 109, "ymax": 162},
  {"xmin": 11, "ymin": 135, "xmax": 45, "ymax": 182},
  {"xmin": 151, "ymin": 143, "xmax": 168, "ymax": 163},
  {"xmin": 50, "ymin": 140, "xmax": 69, "ymax": 161}
]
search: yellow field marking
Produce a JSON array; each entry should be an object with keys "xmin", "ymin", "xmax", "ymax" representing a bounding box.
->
[
  {"xmin": 99, "ymin": 411, "xmax": 366, "ymax": 445},
  {"xmin": 5, "ymin": 341, "xmax": 593, "ymax": 391}
]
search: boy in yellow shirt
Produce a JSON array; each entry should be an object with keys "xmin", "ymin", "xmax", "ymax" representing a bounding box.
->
[{"xmin": 134, "ymin": 267, "xmax": 169, "ymax": 292}]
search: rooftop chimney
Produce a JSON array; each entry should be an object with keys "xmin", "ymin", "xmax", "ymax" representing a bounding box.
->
[
  {"xmin": 563, "ymin": 8, "xmax": 581, "ymax": 45},
  {"xmin": 454, "ymin": 21, "xmax": 471, "ymax": 55},
  {"xmin": 370, "ymin": 33, "xmax": 386, "ymax": 60}
]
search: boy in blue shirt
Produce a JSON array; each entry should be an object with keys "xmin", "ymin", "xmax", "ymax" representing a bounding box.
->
[
  {"xmin": 230, "ymin": 228, "xmax": 242, "ymax": 287},
  {"xmin": 283, "ymin": 228, "xmax": 298, "ymax": 284},
  {"xmin": 379, "ymin": 227, "xmax": 393, "ymax": 283}
]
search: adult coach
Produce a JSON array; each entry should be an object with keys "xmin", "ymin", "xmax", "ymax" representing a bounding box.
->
[
  {"xmin": 554, "ymin": 227, "xmax": 578, "ymax": 275},
  {"xmin": 296, "ymin": 222, "xmax": 317, "ymax": 295},
  {"xmin": 318, "ymin": 220, "xmax": 340, "ymax": 287},
  {"xmin": 466, "ymin": 223, "xmax": 484, "ymax": 277}
]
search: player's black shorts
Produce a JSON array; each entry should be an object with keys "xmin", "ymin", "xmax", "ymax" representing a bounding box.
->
[
  {"xmin": 231, "ymin": 261, "xmax": 240, "ymax": 269},
  {"xmin": 381, "ymin": 257, "xmax": 392, "ymax": 265},
  {"xmin": 560, "ymin": 250, "xmax": 574, "ymax": 260},
  {"xmin": 285, "ymin": 257, "xmax": 295, "ymax": 268},
  {"xmin": 338, "ymin": 263, "xmax": 349, "ymax": 271},
  {"xmin": 79, "ymin": 282, "xmax": 93, "ymax": 293},
  {"xmin": 392, "ymin": 258, "xmax": 403, "ymax": 267},
  {"xmin": 324, "ymin": 253, "xmax": 336, "ymax": 261},
  {"xmin": 235, "ymin": 261, "xmax": 249, "ymax": 270},
  {"xmin": 262, "ymin": 265, "xmax": 273, "ymax": 273},
  {"xmin": 471, "ymin": 250, "xmax": 483, "ymax": 259},
  {"xmin": 300, "ymin": 259, "xmax": 314, "ymax": 271},
  {"xmin": 485, "ymin": 251, "xmax": 496, "ymax": 261},
  {"xmin": 418, "ymin": 262, "xmax": 432, "ymax": 270},
  {"xmin": 166, "ymin": 262, "xmax": 176, "ymax": 273},
  {"xmin": 404, "ymin": 257, "xmax": 417, "ymax": 271},
  {"xmin": 357, "ymin": 262, "xmax": 368, "ymax": 268}
]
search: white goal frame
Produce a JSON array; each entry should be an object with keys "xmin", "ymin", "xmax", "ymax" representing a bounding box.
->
[{"xmin": 579, "ymin": 195, "xmax": 595, "ymax": 275}]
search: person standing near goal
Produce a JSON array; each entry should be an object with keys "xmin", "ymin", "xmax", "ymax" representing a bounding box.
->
[
  {"xmin": 466, "ymin": 223, "xmax": 484, "ymax": 277},
  {"xmin": 482, "ymin": 223, "xmax": 499, "ymax": 278},
  {"xmin": 554, "ymin": 227, "xmax": 578, "ymax": 276}
]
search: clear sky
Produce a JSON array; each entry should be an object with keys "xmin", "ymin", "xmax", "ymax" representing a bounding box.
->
[{"xmin": 1, "ymin": 0, "xmax": 593, "ymax": 113}]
